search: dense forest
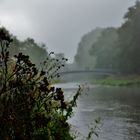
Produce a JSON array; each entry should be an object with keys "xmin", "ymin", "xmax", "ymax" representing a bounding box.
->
[{"xmin": 74, "ymin": 1, "xmax": 140, "ymax": 75}]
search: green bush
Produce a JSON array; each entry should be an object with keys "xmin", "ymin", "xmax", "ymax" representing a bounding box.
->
[{"xmin": 0, "ymin": 27, "xmax": 82, "ymax": 140}]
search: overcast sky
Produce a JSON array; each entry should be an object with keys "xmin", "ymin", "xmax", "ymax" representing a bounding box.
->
[{"xmin": 0, "ymin": 0, "xmax": 136, "ymax": 63}]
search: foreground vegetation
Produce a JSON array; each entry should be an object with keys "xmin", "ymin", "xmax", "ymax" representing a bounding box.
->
[
  {"xmin": 0, "ymin": 27, "xmax": 81, "ymax": 140},
  {"xmin": 0, "ymin": 26, "xmax": 101, "ymax": 140}
]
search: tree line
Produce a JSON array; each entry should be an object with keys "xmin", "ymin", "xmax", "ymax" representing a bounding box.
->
[
  {"xmin": 0, "ymin": 27, "xmax": 51, "ymax": 68},
  {"xmin": 75, "ymin": 1, "xmax": 140, "ymax": 75}
]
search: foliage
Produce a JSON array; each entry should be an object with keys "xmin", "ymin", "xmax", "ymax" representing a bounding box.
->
[
  {"xmin": 74, "ymin": 1, "xmax": 140, "ymax": 75},
  {"xmin": 18, "ymin": 38, "xmax": 48, "ymax": 67},
  {"xmin": 89, "ymin": 27, "xmax": 118, "ymax": 69},
  {"xmin": 74, "ymin": 28, "xmax": 103, "ymax": 70},
  {"xmin": 5, "ymin": 29, "xmax": 49, "ymax": 67},
  {"xmin": 117, "ymin": 1, "xmax": 140, "ymax": 74},
  {"xmin": 0, "ymin": 27, "xmax": 83, "ymax": 140}
]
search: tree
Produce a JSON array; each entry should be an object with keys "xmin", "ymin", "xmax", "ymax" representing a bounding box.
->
[
  {"xmin": 89, "ymin": 27, "xmax": 118, "ymax": 70},
  {"xmin": 7, "ymin": 33, "xmax": 49, "ymax": 68},
  {"xmin": 19, "ymin": 38, "xmax": 49, "ymax": 67},
  {"xmin": 74, "ymin": 28, "xmax": 103, "ymax": 70},
  {"xmin": 117, "ymin": 1, "xmax": 140, "ymax": 74}
]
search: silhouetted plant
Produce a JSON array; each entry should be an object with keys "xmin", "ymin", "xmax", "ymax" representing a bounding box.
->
[
  {"xmin": 0, "ymin": 27, "xmax": 101, "ymax": 140},
  {"xmin": 0, "ymin": 27, "xmax": 82, "ymax": 140}
]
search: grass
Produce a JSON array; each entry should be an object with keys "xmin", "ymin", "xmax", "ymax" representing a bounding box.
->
[{"xmin": 92, "ymin": 75, "xmax": 140, "ymax": 86}]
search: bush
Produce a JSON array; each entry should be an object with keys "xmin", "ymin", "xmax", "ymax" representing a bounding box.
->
[{"xmin": 0, "ymin": 27, "xmax": 82, "ymax": 140}]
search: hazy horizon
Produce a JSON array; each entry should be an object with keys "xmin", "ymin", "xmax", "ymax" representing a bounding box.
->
[{"xmin": 0, "ymin": 0, "xmax": 136, "ymax": 63}]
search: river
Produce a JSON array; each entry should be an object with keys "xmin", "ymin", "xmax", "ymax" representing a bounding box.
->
[{"xmin": 55, "ymin": 82, "xmax": 140, "ymax": 140}]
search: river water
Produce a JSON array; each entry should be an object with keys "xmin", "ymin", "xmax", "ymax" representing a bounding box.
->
[{"xmin": 55, "ymin": 82, "xmax": 140, "ymax": 140}]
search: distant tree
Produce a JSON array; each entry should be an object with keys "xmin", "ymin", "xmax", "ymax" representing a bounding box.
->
[
  {"xmin": 6, "ymin": 33, "xmax": 49, "ymax": 67},
  {"xmin": 74, "ymin": 1, "xmax": 140, "ymax": 75},
  {"xmin": 117, "ymin": 1, "xmax": 140, "ymax": 74},
  {"xmin": 19, "ymin": 38, "xmax": 48, "ymax": 67},
  {"xmin": 90, "ymin": 27, "xmax": 118, "ymax": 70},
  {"xmin": 74, "ymin": 28, "xmax": 103, "ymax": 70}
]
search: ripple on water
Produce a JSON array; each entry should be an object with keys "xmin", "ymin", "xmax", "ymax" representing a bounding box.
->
[{"xmin": 56, "ymin": 82, "xmax": 140, "ymax": 140}]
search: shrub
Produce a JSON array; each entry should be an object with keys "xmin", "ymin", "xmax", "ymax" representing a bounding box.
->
[{"xmin": 0, "ymin": 27, "xmax": 82, "ymax": 140}]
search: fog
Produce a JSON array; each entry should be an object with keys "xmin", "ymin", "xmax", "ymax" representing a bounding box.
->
[
  {"xmin": 1, "ymin": 1, "xmax": 140, "ymax": 139},
  {"xmin": 0, "ymin": 0, "xmax": 136, "ymax": 63}
]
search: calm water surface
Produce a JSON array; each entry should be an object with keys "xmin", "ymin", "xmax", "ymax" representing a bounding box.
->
[{"xmin": 55, "ymin": 82, "xmax": 140, "ymax": 140}]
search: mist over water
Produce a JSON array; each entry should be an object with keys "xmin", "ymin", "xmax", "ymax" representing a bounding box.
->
[
  {"xmin": 55, "ymin": 75, "xmax": 140, "ymax": 140},
  {"xmin": 1, "ymin": 0, "xmax": 140, "ymax": 139}
]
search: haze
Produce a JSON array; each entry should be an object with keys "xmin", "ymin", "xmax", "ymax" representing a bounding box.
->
[{"xmin": 0, "ymin": 0, "xmax": 135, "ymax": 63}]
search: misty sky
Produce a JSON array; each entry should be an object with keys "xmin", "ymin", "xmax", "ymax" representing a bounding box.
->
[{"xmin": 0, "ymin": 0, "xmax": 136, "ymax": 63}]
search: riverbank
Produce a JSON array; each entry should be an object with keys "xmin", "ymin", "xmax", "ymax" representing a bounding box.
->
[{"xmin": 92, "ymin": 75, "xmax": 140, "ymax": 86}]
